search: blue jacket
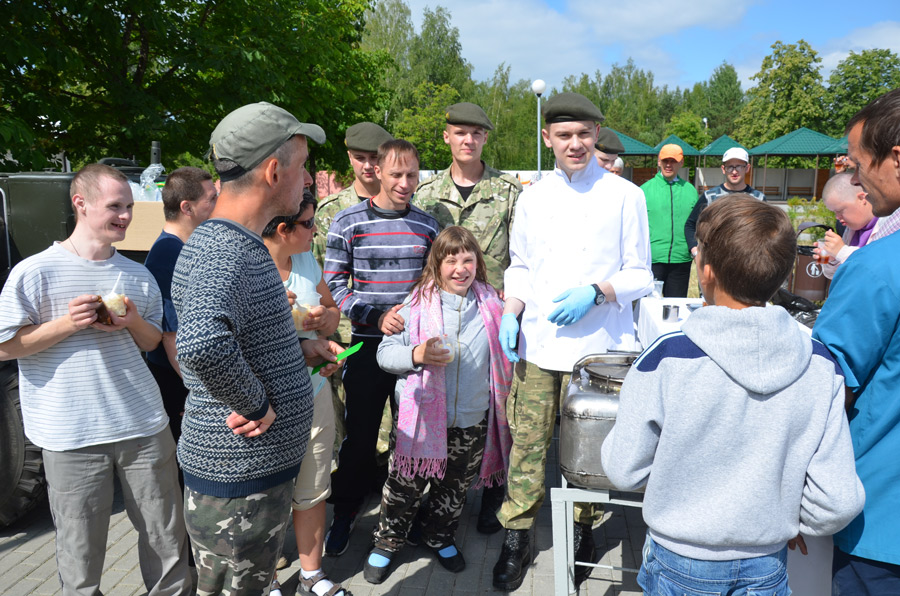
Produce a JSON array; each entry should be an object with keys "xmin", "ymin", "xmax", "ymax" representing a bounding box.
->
[{"xmin": 813, "ymin": 230, "xmax": 900, "ymax": 565}]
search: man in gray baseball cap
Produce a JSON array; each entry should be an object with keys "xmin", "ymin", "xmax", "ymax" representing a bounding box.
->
[{"xmin": 172, "ymin": 101, "xmax": 341, "ymax": 594}]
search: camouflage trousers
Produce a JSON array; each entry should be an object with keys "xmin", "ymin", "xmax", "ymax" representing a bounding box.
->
[
  {"xmin": 184, "ymin": 480, "xmax": 294, "ymax": 596},
  {"xmin": 497, "ymin": 360, "xmax": 600, "ymax": 530},
  {"xmin": 373, "ymin": 420, "xmax": 487, "ymax": 553}
]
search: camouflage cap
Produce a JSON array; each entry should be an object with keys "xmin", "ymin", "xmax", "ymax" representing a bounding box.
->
[
  {"xmin": 542, "ymin": 92, "xmax": 605, "ymax": 124},
  {"xmin": 209, "ymin": 102, "xmax": 325, "ymax": 181},
  {"xmin": 445, "ymin": 102, "xmax": 494, "ymax": 130},
  {"xmin": 594, "ymin": 128, "xmax": 625, "ymax": 154},
  {"xmin": 345, "ymin": 122, "xmax": 394, "ymax": 152}
]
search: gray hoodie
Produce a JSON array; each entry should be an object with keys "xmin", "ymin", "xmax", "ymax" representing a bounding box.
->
[
  {"xmin": 376, "ymin": 288, "xmax": 490, "ymax": 428},
  {"xmin": 601, "ymin": 304, "xmax": 864, "ymax": 561}
]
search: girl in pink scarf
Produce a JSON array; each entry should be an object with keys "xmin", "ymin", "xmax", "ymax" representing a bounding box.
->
[{"xmin": 365, "ymin": 227, "xmax": 513, "ymax": 584}]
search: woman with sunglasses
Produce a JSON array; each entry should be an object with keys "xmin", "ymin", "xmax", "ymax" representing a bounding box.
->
[{"xmin": 262, "ymin": 189, "xmax": 348, "ymax": 596}]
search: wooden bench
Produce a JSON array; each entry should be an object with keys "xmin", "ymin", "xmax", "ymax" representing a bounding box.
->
[
  {"xmin": 761, "ymin": 186, "xmax": 781, "ymax": 196},
  {"xmin": 697, "ymin": 185, "xmax": 712, "ymax": 192},
  {"xmin": 788, "ymin": 186, "xmax": 813, "ymax": 197}
]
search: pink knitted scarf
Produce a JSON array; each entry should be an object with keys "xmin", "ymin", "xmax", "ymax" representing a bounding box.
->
[{"xmin": 394, "ymin": 280, "xmax": 513, "ymax": 487}]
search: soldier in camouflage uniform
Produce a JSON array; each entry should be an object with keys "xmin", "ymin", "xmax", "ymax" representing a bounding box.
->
[
  {"xmin": 414, "ymin": 102, "xmax": 521, "ymax": 293},
  {"xmin": 414, "ymin": 103, "xmax": 521, "ymax": 536},
  {"xmin": 313, "ymin": 122, "xmax": 394, "ymax": 468}
]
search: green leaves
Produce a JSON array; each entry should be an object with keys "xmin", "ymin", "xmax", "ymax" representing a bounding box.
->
[{"xmin": 0, "ymin": 0, "xmax": 387, "ymax": 171}]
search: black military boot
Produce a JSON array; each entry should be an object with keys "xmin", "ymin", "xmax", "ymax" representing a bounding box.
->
[
  {"xmin": 573, "ymin": 521, "xmax": 597, "ymax": 586},
  {"xmin": 492, "ymin": 528, "xmax": 534, "ymax": 591},
  {"xmin": 476, "ymin": 484, "xmax": 505, "ymax": 534}
]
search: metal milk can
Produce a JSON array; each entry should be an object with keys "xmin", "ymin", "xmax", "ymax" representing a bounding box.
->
[{"xmin": 559, "ymin": 351, "xmax": 642, "ymax": 491}]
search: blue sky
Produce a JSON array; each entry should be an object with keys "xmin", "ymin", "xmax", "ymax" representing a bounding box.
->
[{"xmin": 404, "ymin": 0, "xmax": 900, "ymax": 92}]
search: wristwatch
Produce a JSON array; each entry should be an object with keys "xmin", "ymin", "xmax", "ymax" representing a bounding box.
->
[{"xmin": 591, "ymin": 284, "xmax": 606, "ymax": 306}]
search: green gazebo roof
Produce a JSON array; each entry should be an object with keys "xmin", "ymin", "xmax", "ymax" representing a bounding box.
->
[
  {"xmin": 749, "ymin": 128, "xmax": 845, "ymax": 156},
  {"xmin": 700, "ymin": 135, "xmax": 747, "ymax": 156},
  {"xmin": 609, "ymin": 129, "xmax": 657, "ymax": 155},
  {"xmin": 653, "ymin": 134, "xmax": 701, "ymax": 157}
]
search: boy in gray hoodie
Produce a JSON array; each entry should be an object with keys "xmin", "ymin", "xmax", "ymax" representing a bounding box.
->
[{"xmin": 601, "ymin": 195, "xmax": 865, "ymax": 594}]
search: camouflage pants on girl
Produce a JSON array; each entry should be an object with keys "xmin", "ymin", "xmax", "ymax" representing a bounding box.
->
[{"xmin": 373, "ymin": 420, "xmax": 487, "ymax": 552}]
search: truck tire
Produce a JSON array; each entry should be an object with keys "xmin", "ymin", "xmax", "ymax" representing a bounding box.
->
[{"xmin": 0, "ymin": 362, "xmax": 46, "ymax": 526}]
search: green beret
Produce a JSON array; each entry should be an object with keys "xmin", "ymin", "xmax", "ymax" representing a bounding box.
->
[
  {"xmin": 595, "ymin": 128, "xmax": 624, "ymax": 154},
  {"xmin": 542, "ymin": 92, "xmax": 605, "ymax": 124},
  {"xmin": 445, "ymin": 102, "xmax": 494, "ymax": 130},
  {"xmin": 344, "ymin": 122, "xmax": 394, "ymax": 152}
]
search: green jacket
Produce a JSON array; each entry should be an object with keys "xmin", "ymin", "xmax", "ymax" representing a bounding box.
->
[
  {"xmin": 414, "ymin": 163, "xmax": 521, "ymax": 290},
  {"xmin": 640, "ymin": 172, "xmax": 698, "ymax": 264}
]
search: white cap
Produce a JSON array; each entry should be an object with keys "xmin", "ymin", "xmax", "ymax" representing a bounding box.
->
[{"xmin": 722, "ymin": 147, "xmax": 749, "ymax": 163}]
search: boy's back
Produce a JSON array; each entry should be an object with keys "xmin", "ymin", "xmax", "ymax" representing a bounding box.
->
[
  {"xmin": 601, "ymin": 304, "xmax": 864, "ymax": 560},
  {"xmin": 601, "ymin": 195, "xmax": 863, "ymax": 595}
]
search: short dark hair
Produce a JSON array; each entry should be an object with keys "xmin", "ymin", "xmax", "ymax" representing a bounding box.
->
[
  {"xmin": 261, "ymin": 189, "xmax": 318, "ymax": 238},
  {"xmin": 161, "ymin": 167, "xmax": 213, "ymax": 221},
  {"xmin": 377, "ymin": 139, "xmax": 419, "ymax": 168},
  {"xmin": 695, "ymin": 195, "xmax": 796, "ymax": 306},
  {"xmin": 845, "ymin": 87, "xmax": 900, "ymax": 166}
]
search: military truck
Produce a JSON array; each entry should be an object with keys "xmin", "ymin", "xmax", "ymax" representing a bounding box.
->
[{"xmin": 0, "ymin": 155, "xmax": 166, "ymax": 526}]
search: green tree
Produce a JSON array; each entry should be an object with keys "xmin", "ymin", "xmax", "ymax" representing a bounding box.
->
[
  {"xmin": 665, "ymin": 111, "xmax": 708, "ymax": 150},
  {"xmin": 596, "ymin": 59, "xmax": 665, "ymax": 145},
  {"xmin": 393, "ymin": 82, "xmax": 459, "ymax": 169},
  {"xmin": 0, "ymin": 0, "xmax": 388, "ymax": 171},
  {"xmin": 361, "ymin": 0, "xmax": 416, "ymax": 126},
  {"xmin": 825, "ymin": 49, "xmax": 900, "ymax": 135},
  {"xmin": 704, "ymin": 62, "xmax": 744, "ymax": 138},
  {"xmin": 735, "ymin": 40, "xmax": 827, "ymax": 149},
  {"xmin": 362, "ymin": 1, "xmax": 472, "ymax": 131}
]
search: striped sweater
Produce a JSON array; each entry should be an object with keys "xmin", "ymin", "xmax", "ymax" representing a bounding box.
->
[
  {"xmin": 172, "ymin": 219, "xmax": 313, "ymax": 497},
  {"xmin": 324, "ymin": 200, "xmax": 438, "ymax": 338}
]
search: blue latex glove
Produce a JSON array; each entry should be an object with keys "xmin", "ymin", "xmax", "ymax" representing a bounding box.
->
[
  {"xmin": 499, "ymin": 313, "xmax": 520, "ymax": 363},
  {"xmin": 548, "ymin": 285, "xmax": 596, "ymax": 326}
]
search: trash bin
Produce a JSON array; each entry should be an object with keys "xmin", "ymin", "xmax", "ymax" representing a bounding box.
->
[{"xmin": 789, "ymin": 223, "xmax": 831, "ymax": 302}]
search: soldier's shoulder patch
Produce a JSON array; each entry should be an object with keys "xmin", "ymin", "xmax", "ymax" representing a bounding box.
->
[
  {"xmin": 495, "ymin": 172, "xmax": 523, "ymax": 192},
  {"xmin": 416, "ymin": 174, "xmax": 441, "ymax": 191}
]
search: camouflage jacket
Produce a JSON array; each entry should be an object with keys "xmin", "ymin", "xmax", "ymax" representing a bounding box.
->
[
  {"xmin": 314, "ymin": 185, "xmax": 367, "ymax": 344},
  {"xmin": 414, "ymin": 163, "xmax": 521, "ymax": 289}
]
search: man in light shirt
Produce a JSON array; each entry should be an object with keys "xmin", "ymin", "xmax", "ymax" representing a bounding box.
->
[
  {"xmin": 0, "ymin": 164, "xmax": 191, "ymax": 595},
  {"xmin": 494, "ymin": 92, "xmax": 652, "ymax": 591}
]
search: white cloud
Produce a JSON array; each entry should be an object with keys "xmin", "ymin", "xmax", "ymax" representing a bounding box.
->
[
  {"xmin": 818, "ymin": 21, "xmax": 900, "ymax": 78},
  {"xmin": 571, "ymin": 0, "xmax": 747, "ymax": 44}
]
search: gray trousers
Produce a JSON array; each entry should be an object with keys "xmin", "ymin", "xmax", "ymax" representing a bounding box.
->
[{"xmin": 43, "ymin": 428, "xmax": 191, "ymax": 596}]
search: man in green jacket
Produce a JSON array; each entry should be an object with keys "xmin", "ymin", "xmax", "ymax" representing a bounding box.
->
[{"xmin": 640, "ymin": 144, "xmax": 698, "ymax": 297}]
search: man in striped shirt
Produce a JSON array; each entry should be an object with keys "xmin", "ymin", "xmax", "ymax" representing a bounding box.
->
[
  {"xmin": 323, "ymin": 139, "xmax": 438, "ymax": 555},
  {"xmin": 0, "ymin": 164, "xmax": 191, "ymax": 595}
]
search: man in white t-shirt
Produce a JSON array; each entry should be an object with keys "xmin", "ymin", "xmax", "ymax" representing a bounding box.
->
[{"xmin": 0, "ymin": 164, "xmax": 191, "ymax": 595}]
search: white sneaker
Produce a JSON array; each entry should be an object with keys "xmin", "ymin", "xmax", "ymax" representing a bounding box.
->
[{"xmin": 269, "ymin": 578, "xmax": 283, "ymax": 596}]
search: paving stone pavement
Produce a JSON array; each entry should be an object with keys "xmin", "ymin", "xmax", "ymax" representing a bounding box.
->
[{"xmin": 0, "ymin": 436, "xmax": 646, "ymax": 596}]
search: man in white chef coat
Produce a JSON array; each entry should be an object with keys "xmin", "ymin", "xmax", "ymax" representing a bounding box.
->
[{"xmin": 492, "ymin": 92, "xmax": 652, "ymax": 591}]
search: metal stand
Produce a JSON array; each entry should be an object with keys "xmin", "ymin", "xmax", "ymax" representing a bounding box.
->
[{"xmin": 550, "ymin": 478, "xmax": 643, "ymax": 595}]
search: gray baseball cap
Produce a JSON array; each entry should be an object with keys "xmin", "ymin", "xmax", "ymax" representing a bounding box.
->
[{"xmin": 209, "ymin": 102, "xmax": 326, "ymax": 180}]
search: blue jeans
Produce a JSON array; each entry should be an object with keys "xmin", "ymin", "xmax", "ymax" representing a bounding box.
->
[{"xmin": 639, "ymin": 535, "xmax": 791, "ymax": 596}]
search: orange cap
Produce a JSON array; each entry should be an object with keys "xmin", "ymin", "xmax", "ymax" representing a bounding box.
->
[{"xmin": 658, "ymin": 144, "xmax": 683, "ymax": 161}]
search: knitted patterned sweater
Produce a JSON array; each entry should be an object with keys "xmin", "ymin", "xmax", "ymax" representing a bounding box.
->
[{"xmin": 172, "ymin": 219, "xmax": 313, "ymax": 497}]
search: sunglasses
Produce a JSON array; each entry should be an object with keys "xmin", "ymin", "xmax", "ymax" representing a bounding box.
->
[
  {"xmin": 723, "ymin": 165, "xmax": 747, "ymax": 173},
  {"xmin": 292, "ymin": 217, "xmax": 315, "ymax": 230}
]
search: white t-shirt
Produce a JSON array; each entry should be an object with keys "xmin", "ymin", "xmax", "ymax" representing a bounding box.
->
[
  {"xmin": 284, "ymin": 251, "xmax": 326, "ymax": 395},
  {"xmin": 0, "ymin": 243, "xmax": 167, "ymax": 451}
]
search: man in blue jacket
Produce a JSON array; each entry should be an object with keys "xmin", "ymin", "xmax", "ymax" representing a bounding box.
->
[{"xmin": 812, "ymin": 87, "xmax": 900, "ymax": 594}]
